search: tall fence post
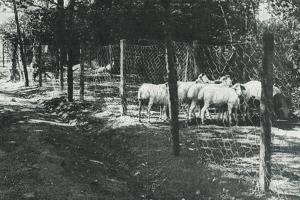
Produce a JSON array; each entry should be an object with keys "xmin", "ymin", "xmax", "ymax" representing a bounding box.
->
[
  {"xmin": 79, "ymin": 46, "xmax": 85, "ymax": 101},
  {"xmin": 192, "ymin": 40, "xmax": 199, "ymax": 79},
  {"xmin": 2, "ymin": 43, "xmax": 4, "ymax": 68},
  {"xmin": 184, "ymin": 46, "xmax": 189, "ymax": 81},
  {"xmin": 165, "ymin": 42, "xmax": 180, "ymax": 156},
  {"xmin": 109, "ymin": 44, "xmax": 112, "ymax": 64},
  {"xmin": 163, "ymin": 0, "xmax": 180, "ymax": 156},
  {"xmin": 59, "ymin": 48, "xmax": 64, "ymax": 91},
  {"xmin": 120, "ymin": 39, "xmax": 127, "ymax": 115},
  {"xmin": 37, "ymin": 43, "xmax": 42, "ymax": 87},
  {"xmin": 259, "ymin": 31, "xmax": 274, "ymax": 193}
]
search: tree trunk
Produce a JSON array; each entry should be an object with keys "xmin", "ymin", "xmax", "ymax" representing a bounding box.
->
[
  {"xmin": 56, "ymin": 0, "xmax": 66, "ymax": 91},
  {"xmin": 10, "ymin": 40, "xmax": 20, "ymax": 81},
  {"xmin": 120, "ymin": 39, "xmax": 127, "ymax": 115},
  {"xmin": 259, "ymin": 31, "xmax": 274, "ymax": 193},
  {"xmin": 12, "ymin": 0, "xmax": 29, "ymax": 86},
  {"xmin": 2, "ymin": 43, "xmax": 5, "ymax": 68},
  {"xmin": 79, "ymin": 47, "xmax": 84, "ymax": 101},
  {"xmin": 66, "ymin": 0, "xmax": 76, "ymax": 102},
  {"xmin": 162, "ymin": 0, "xmax": 180, "ymax": 156}
]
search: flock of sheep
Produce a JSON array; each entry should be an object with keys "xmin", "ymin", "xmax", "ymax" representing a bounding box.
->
[{"xmin": 137, "ymin": 74, "xmax": 289, "ymax": 125}]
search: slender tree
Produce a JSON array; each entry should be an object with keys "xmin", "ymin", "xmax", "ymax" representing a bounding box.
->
[
  {"xmin": 56, "ymin": 0, "xmax": 66, "ymax": 91},
  {"xmin": 66, "ymin": 0, "xmax": 76, "ymax": 102},
  {"xmin": 12, "ymin": 0, "xmax": 29, "ymax": 86}
]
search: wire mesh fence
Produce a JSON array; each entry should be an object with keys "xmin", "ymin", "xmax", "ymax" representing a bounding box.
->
[{"xmin": 26, "ymin": 39, "xmax": 300, "ymax": 198}]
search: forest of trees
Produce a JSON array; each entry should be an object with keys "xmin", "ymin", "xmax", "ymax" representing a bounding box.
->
[{"xmin": 1, "ymin": 0, "xmax": 300, "ymax": 93}]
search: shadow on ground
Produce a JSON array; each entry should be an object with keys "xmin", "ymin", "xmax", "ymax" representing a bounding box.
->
[{"xmin": 0, "ymin": 88, "xmax": 299, "ymax": 199}]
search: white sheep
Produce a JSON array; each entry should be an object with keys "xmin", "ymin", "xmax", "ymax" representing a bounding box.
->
[
  {"xmin": 177, "ymin": 81, "xmax": 196, "ymax": 101},
  {"xmin": 91, "ymin": 60, "xmax": 100, "ymax": 68},
  {"xmin": 138, "ymin": 83, "xmax": 169, "ymax": 122},
  {"xmin": 187, "ymin": 75, "xmax": 233, "ymax": 121},
  {"xmin": 186, "ymin": 83, "xmax": 207, "ymax": 120},
  {"xmin": 176, "ymin": 81, "xmax": 197, "ymax": 116},
  {"xmin": 241, "ymin": 80, "xmax": 289, "ymax": 121},
  {"xmin": 105, "ymin": 60, "xmax": 114, "ymax": 72},
  {"xmin": 198, "ymin": 83, "xmax": 245, "ymax": 125},
  {"xmin": 176, "ymin": 76, "xmax": 211, "ymax": 119},
  {"xmin": 96, "ymin": 66, "xmax": 106, "ymax": 73},
  {"xmin": 196, "ymin": 74, "xmax": 212, "ymax": 83},
  {"xmin": 196, "ymin": 74, "xmax": 232, "ymax": 86}
]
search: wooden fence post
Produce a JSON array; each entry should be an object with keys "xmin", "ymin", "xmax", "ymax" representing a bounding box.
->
[
  {"xmin": 193, "ymin": 40, "xmax": 199, "ymax": 79},
  {"xmin": 120, "ymin": 39, "xmax": 127, "ymax": 115},
  {"xmin": 165, "ymin": 42, "xmax": 180, "ymax": 156},
  {"xmin": 163, "ymin": 0, "xmax": 180, "ymax": 156},
  {"xmin": 109, "ymin": 44, "xmax": 112, "ymax": 64},
  {"xmin": 184, "ymin": 46, "xmax": 189, "ymax": 81},
  {"xmin": 58, "ymin": 48, "xmax": 64, "ymax": 91},
  {"xmin": 259, "ymin": 31, "xmax": 274, "ymax": 193},
  {"xmin": 37, "ymin": 43, "xmax": 42, "ymax": 87},
  {"xmin": 79, "ymin": 46, "xmax": 85, "ymax": 101},
  {"xmin": 2, "ymin": 43, "xmax": 4, "ymax": 68}
]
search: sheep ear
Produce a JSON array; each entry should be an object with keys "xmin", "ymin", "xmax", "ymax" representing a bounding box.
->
[
  {"xmin": 232, "ymin": 83, "xmax": 238, "ymax": 90},
  {"xmin": 240, "ymin": 85, "xmax": 246, "ymax": 91}
]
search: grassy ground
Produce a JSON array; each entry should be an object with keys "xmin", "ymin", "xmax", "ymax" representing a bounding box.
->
[{"xmin": 0, "ymin": 78, "xmax": 299, "ymax": 200}]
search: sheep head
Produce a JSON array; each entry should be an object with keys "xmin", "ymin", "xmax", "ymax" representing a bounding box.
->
[
  {"xmin": 196, "ymin": 73, "xmax": 211, "ymax": 83},
  {"xmin": 219, "ymin": 75, "xmax": 232, "ymax": 86},
  {"xmin": 232, "ymin": 83, "xmax": 246, "ymax": 96}
]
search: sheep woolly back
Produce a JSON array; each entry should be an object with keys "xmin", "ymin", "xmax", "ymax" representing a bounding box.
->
[
  {"xmin": 177, "ymin": 81, "xmax": 196, "ymax": 100},
  {"xmin": 198, "ymin": 86, "xmax": 239, "ymax": 105},
  {"xmin": 243, "ymin": 80, "xmax": 282, "ymax": 100},
  {"xmin": 138, "ymin": 83, "xmax": 168, "ymax": 104},
  {"xmin": 187, "ymin": 83, "xmax": 206, "ymax": 99}
]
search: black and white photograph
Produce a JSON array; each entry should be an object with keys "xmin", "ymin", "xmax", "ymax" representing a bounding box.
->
[{"xmin": 0, "ymin": 0, "xmax": 299, "ymax": 199}]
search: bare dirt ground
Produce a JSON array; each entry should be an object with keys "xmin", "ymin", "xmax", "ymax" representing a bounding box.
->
[{"xmin": 0, "ymin": 78, "xmax": 299, "ymax": 200}]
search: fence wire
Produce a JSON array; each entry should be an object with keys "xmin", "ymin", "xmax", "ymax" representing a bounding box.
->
[{"xmin": 34, "ymin": 39, "xmax": 300, "ymax": 199}]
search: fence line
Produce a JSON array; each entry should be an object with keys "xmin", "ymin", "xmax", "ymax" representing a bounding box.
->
[{"xmin": 3, "ymin": 38, "xmax": 298, "ymax": 198}]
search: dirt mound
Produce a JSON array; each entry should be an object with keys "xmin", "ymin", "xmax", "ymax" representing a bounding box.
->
[{"xmin": 41, "ymin": 97, "xmax": 103, "ymax": 125}]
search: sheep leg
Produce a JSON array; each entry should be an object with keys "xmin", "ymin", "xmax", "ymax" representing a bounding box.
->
[
  {"xmin": 159, "ymin": 106, "xmax": 162, "ymax": 120},
  {"xmin": 184, "ymin": 104, "xmax": 189, "ymax": 121},
  {"xmin": 160, "ymin": 105, "xmax": 167, "ymax": 121},
  {"xmin": 147, "ymin": 99, "xmax": 154, "ymax": 123},
  {"xmin": 201, "ymin": 103, "xmax": 209, "ymax": 124},
  {"xmin": 138, "ymin": 100, "xmax": 142, "ymax": 122},
  {"xmin": 165, "ymin": 105, "xmax": 170, "ymax": 120},
  {"xmin": 217, "ymin": 108, "xmax": 222, "ymax": 123},
  {"xmin": 242, "ymin": 104, "xmax": 247, "ymax": 122},
  {"xmin": 234, "ymin": 107, "xmax": 238, "ymax": 126},
  {"xmin": 222, "ymin": 110, "xmax": 227, "ymax": 125},
  {"xmin": 188, "ymin": 100, "xmax": 197, "ymax": 122},
  {"xmin": 228, "ymin": 105, "xmax": 233, "ymax": 126},
  {"xmin": 205, "ymin": 109, "xmax": 211, "ymax": 119}
]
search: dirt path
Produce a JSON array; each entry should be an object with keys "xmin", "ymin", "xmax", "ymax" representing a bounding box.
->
[
  {"xmin": 0, "ymin": 87, "xmax": 140, "ymax": 200},
  {"xmin": 1, "ymin": 84, "xmax": 299, "ymax": 200},
  {"xmin": 0, "ymin": 93, "xmax": 91, "ymax": 199},
  {"xmin": 0, "ymin": 89, "xmax": 241, "ymax": 200}
]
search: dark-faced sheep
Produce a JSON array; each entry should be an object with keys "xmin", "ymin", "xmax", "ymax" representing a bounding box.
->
[{"xmin": 241, "ymin": 80, "xmax": 289, "ymax": 121}]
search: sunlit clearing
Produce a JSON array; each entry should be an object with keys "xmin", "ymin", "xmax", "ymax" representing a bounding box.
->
[{"xmin": 258, "ymin": 2, "xmax": 272, "ymax": 22}]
